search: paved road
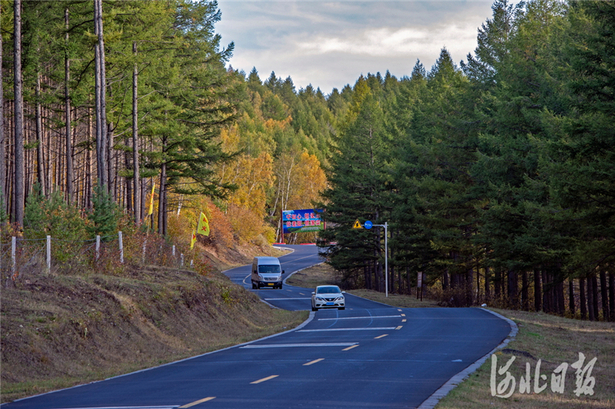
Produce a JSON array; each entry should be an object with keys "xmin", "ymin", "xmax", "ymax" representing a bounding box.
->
[{"xmin": 3, "ymin": 245, "xmax": 512, "ymax": 409}]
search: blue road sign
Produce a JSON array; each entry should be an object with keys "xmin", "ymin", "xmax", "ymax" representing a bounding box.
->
[{"xmin": 364, "ymin": 220, "xmax": 373, "ymax": 229}]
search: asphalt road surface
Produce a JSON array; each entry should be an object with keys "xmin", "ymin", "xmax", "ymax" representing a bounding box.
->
[{"xmin": 3, "ymin": 245, "xmax": 512, "ymax": 409}]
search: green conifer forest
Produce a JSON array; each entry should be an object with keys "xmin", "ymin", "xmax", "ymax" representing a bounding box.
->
[{"xmin": 1, "ymin": 0, "xmax": 613, "ymax": 320}]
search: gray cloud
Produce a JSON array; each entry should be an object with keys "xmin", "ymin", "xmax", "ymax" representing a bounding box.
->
[{"xmin": 217, "ymin": 1, "xmax": 495, "ymax": 94}]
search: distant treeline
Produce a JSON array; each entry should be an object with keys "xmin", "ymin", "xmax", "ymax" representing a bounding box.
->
[{"xmin": 318, "ymin": 0, "xmax": 614, "ymax": 321}]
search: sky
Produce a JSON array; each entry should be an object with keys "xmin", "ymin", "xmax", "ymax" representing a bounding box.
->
[{"xmin": 216, "ymin": 0, "xmax": 496, "ymax": 95}]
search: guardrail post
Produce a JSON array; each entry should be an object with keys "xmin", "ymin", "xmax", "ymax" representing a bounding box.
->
[
  {"xmin": 47, "ymin": 235, "xmax": 51, "ymax": 272},
  {"xmin": 12, "ymin": 236, "xmax": 16, "ymax": 274},
  {"xmin": 119, "ymin": 231, "xmax": 124, "ymax": 263},
  {"xmin": 96, "ymin": 235, "xmax": 101, "ymax": 261}
]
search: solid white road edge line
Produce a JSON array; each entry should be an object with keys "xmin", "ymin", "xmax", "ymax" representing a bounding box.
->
[
  {"xmin": 298, "ymin": 327, "xmax": 396, "ymax": 332},
  {"xmin": 241, "ymin": 343, "xmax": 358, "ymax": 348},
  {"xmin": 318, "ymin": 315, "xmax": 401, "ymax": 321}
]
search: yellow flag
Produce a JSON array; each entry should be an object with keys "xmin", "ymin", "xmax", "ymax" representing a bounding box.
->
[
  {"xmin": 190, "ymin": 229, "xmax": 197, "ymax": 249},
  {"xmin": 196, "ymin": 212, "xmax": 210, "ymax": 236},
  {"xmin": 148, "ymin": 183, "xmax": 155, "ymax": 216}
]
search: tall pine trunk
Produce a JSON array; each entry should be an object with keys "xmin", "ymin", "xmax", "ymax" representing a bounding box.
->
[
  {"xmin": 13, "ymin": 0, "xmax": 24, "ymax": 227},
  {"xmin": 591, "ymin": 274, "xmax": 599, "ymax": 320},
  {"xmin": 569, "ymin": 279, "xmax": 575, "ymax": 316},
  {"xmin": 132, "ymin": 41, "xmax": 141, "ymax": 223},
  {"xmin": 534, "ymin": 268, "xmax": 541, "ymax": 312},
  {"xmin": 609, "ymin": 272, "xmax": 614, "ymax": 322},
  {"xmin": 600, "ymin": 269, "xmax": 609, "ymax": 321},
  {"xmin": 484, "ymin": 266, "xmax": 491, "ymax": 303},
  {"xmin": 0, "ymin": 2, "xmax": 5, "ymax": 212},
  {"xmin": 35, "ymin": 73, "xmax": 45, "ymax": 196},
  {"xmin": 521, "ymin": 270, "xmax": 528, "ymax": 311},
  {"xmin": 94, "ymin": 0, "xmax": 107, "ymax": 189},
  {"xmin": 580, "ymin": 277, "xmax": 587, "ymax": 320},
  {"xmin": 494, "ymin": 269, "xmax": 501, "ymax": 301},
  {"xmin": 508, "ymin": 270, "xmax": 518, "ymax": 309},
  {"xmin": 65, "ymin": 8, "xmax": 73, "ymax": 203},
  {"xmin": 587, "ymin": 276, "xmax": 595, "ymax": 321}
]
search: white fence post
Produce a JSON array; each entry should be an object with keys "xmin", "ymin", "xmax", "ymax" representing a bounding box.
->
[
  {"xmin": 172, "ymin": 245, "xmax": 176, "ymax": 257},
  {"xmin": 142, "ymin": 239, "xmax": 147, "ymax": 264},
  {"xmin": 46, "ymin": 235, "xmax": 51, "ymax": 272},
  {"xmin": 180, "ymin": 253, "xmax": 184, "ymax": 267},
  {"xmin": 12, "ymin": 236, "xmax": 16, "ymax": 274},
  {"xmin": 96, "ymin": 235, "xmax": 101, "ymax": 261},
  {"xmin": 119, "ymin": 231, "xmax": 124, "ymax": 263}
]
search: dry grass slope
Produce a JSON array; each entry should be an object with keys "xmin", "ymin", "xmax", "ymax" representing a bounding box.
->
[{"xmin": 0, "ymin": 265, "xmax": 306, "ymax": 403}]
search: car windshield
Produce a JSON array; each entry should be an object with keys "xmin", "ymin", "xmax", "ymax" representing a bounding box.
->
[
  {"xmin": 317, "ymin": 286, "xmax": 341, "ymax": 294},
  {"xmin": 258, "ymin": 265, "xmax": 281, "ymax": 274}
]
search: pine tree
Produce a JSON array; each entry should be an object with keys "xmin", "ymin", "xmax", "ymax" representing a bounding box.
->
[{"xmin": 319, "ymin": 77, "xmax": 392, "ymax": 290}]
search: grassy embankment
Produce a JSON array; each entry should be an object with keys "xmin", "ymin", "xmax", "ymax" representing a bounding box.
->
[
  {"xmin": 287, "ymin": 264, "xmax": 615, "ymax": 408},
  {"xmin": 1, "ymin": 247, "xmax": 307, "ymax": 403}
]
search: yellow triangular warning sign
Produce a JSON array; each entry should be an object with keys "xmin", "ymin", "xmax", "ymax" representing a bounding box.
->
[{"xmin": 353, "ymin": 219, "xmax": 363, "ymax": 229}]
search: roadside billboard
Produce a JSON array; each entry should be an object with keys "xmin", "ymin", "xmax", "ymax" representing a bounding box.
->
[{"xmin": 282, "ymin": 209, "xmax": 324, "ymax": 234}]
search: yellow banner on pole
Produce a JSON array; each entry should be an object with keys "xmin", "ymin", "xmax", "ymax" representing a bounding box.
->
[
  {"xmin": 197, "ymin": 212, "xmax": 210, "ymax": 236},
  {"xmin": 190, "ymin": 229, "xmax": 197, "ymax": 249},
  {"xmin": 148, "ymin": 183, "xmax": 155, "ymax": 216}
]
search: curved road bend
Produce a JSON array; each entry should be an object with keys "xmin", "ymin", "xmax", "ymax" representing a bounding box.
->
[{"xmin": 3, "ymin": 245, "xmax": 512, "ymax": 409}]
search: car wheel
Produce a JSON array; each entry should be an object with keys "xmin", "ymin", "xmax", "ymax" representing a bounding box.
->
[
  {"xmin": 338, "ymin": 307, "xmax": 345, "ymax": 310},
  {"xmin": 252, "ymin": 281, "xmax": 257, "ymax": 289},
  {"xmin": 279, "ymin": 285, "xmax": 283, "ymax": 289},
  {"xmin": 312, "ymin": 306, "xmax": 317, "ymax": 311}
]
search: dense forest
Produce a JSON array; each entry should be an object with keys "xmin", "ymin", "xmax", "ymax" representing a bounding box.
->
[{"xmin": 1, "ymin": 0, "xmax": 614, "ymax": 321}]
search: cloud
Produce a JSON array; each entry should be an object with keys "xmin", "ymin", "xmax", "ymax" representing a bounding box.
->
[
  {"xmin": 217, "ymin": 0, "xmax": 495, "ymax": 94},
  {"xmin": 298, "ymin": 25, "xmax": 477, "ymax": 57}
]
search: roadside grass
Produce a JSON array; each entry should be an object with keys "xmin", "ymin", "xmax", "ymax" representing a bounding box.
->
[
  {"xmin": 285, "ymin": 262, "xmax": 341, "ymax": 289},
  {"xmin": 348, "ymin": 288, "xmax": 440, "ymax": 308},
  {"xmin": 286, "ymin": 263, "xmax": 440, "ymax": 307},
  {"xmin": 287, "ymin": 263, "xmax": 614, "ymax": 408}
]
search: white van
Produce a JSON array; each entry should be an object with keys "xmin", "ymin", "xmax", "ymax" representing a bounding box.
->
[{"xmin": 251, "ymin": 256, "xmax": 285, "ymax": 289}]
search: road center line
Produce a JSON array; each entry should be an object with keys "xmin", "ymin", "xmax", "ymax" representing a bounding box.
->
[
  {"xmin": 299, "ymin": 327, "xmax": 396, "ymax": 332},
  {"xmin": 396, "ymin": 326, "xmax": 403, "ymax": 330},
  {"xmin": 303, "ymin": 358, "xmax": 325, "ymax": 366},
  {"xmin": 375, "ymin": 334, "xmax": 389, "ymax": 339},
  {"xmin": 180, "ymin": 397, "xmax": 216, "ymax": 408},
  {"xmin": 250, "ymin": 375, "xmax": 279, "ymax": 384},
  {"xmin": 318, "ymin": 315, "xmax": 401, "ymax": 321},
  {"xmin": 264, "ymin": 298, "xmax": 311, "ymax": 300},
  {"xmin": 241, "ymin": 343, "xmax": 357, "ymax": 348},
  {"xmin": 343, "ymin": 345, "xmax": 359, "ymax": 351}
]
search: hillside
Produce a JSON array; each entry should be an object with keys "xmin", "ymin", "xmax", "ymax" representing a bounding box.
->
[{"xmin": 0, "ymin": 245, "xmax": 307, "ymax": 403}]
